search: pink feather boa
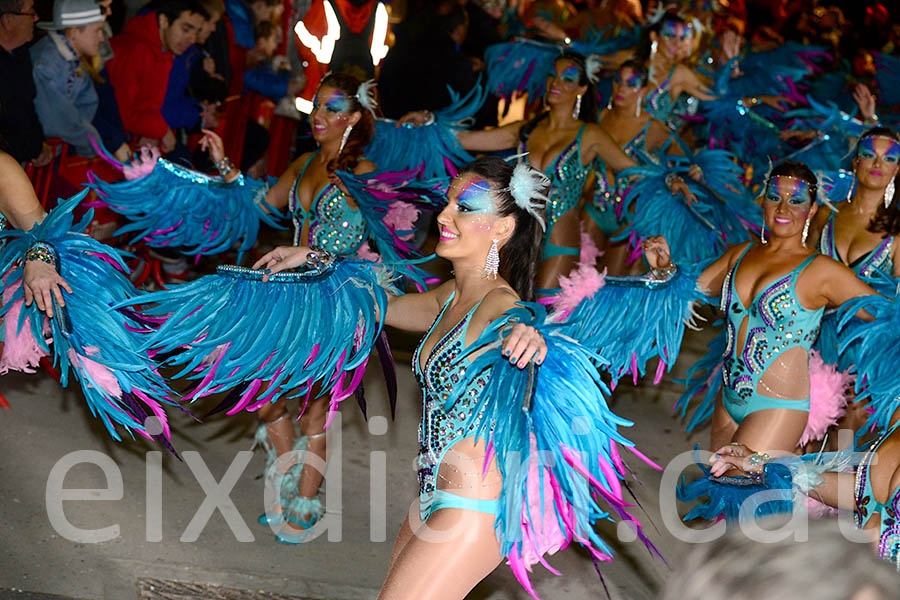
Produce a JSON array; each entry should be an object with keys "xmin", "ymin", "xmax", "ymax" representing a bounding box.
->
[
  {"xmin": 800, "ymin": 350, "xmax": 853, "ymax": 446},
  {"xmin": 543, "ymin": 231, "xmax": 606, "ymax": 318},
  {"xmin": 0, "ymin": 277, "xmax": 49, "ymax": 375}
]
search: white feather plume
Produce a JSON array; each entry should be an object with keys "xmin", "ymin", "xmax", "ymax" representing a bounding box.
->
[
  {"xmin": 509, "ymin": 162, "xmax": 549, "ymax": 231},
  {"xmin": 585, "ymin": 54, "xmax": 603, "ymax": 85},
  {"xmin": 356, "ymin": 79, "xmax": 378, "ymax": 114}
]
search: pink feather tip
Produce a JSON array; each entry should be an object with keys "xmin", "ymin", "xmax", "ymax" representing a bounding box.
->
[
  {"xmin": 122, "ymin": 146, "xmax": 160, "ymax": 180},
  {"xmin": 799, "ymin": 350, "xmax": 852, "ymax": 446},
  {"xmin": 548, "ymin": 264, "xmax": 606, "ymax": 318}
]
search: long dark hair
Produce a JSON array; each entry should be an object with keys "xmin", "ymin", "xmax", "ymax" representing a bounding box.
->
[
  {"xmin": 855, "ymin": 127, "xmax": 900, "ymax": 236},
  {"xmin": 458, "ymin": 157, "xmax": 545, "ymax": 301},
  {"xmin": 318, "ymin": 73, "xmax": 378, "ymax": 174},
  {"xmin": 520, "ymin": 52, "xmax": 598, "ymax": 143}
]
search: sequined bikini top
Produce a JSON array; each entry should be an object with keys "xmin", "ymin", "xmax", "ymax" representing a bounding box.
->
[
  {"xmin": 413, "ymin": 292, "xmax": 491, "ymax": 501},
  {"xmin": 720, "ymin": 243, "xmax": 824, "ymax": 401},
  {"xmin": 819, "ymin": 211, "xmax": 894, "ymax": 279},
  {"xmin": 519, "ymin": 124, "xmax": 590, "ymax": 231},
  {"xmin": 855, "ymin": 419, "xmax": 900, "ymax": 570},
  {"xmin": 644, "ymin": 65, "xmax": 677, "ymax": 124},
  {"xmin": 289, "ymin": 152, "xmax": 367, "ymax": 255},
  {"xmin": 623, "ymin": 120, "xmax": 652, "ymax": 159}
]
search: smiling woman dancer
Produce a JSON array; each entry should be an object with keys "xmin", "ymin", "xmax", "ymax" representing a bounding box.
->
[
  {"xmin": 235, "ymin": 71, "xmax": 379, "ymax": 542},
  {"xmin": 255, "ymin": 156, "xmax": 648, "ymax": 599},
  {"xmin": 651, "ymin": 162, "xmax": 884, "ymax": 520}
]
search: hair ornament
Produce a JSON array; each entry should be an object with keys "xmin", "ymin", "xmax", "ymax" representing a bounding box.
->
[
  {"xmin": 508, "ymin": 161, "xmax": 549, "ymax": 231},
  {"xmin": 646, "ymin": 5, "xmax": 667, "ymax": 26},
  {"xmin": 356, "ymin": 79, "xmax": 378, "ymax": 115},
  {"xmin": 585, "ymin": 54, "xmax": 603, "ymax": 85},
  {"xmin": 815, "ymin": 170, "xmax": 840, "ymax": 212}
]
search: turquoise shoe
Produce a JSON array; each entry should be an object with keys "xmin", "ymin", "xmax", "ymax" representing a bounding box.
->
[{"xmin": 257, "ymin": 512, "xmax": 284, "ymax": 526}]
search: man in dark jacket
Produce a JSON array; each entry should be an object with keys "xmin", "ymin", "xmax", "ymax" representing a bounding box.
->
[
  {"xmin": 106, "ymin": 0, "xmax": 208, "ymax": 153},
  {"xmin": 0, "ymin": 0, "xmax": 52, "ymax": 165}
]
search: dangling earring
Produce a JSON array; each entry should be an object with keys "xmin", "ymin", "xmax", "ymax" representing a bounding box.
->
[
  {"xmin": 482, "ymin": 238, "xmax": 499, "ymax": 279},
  {"xmin": 760, "ymin": 223, "xmax": 768, "ymax": 244},
  {"xmin": 573, "ymin": 94, "xmax": 582, "ymax": 120},
  {"xmin": 885, "ymin": 179, "xmax": 896, "ymax": 209},
  {"xmin": 606, "ymin": 97, "xmax": 613, "ymax": 110},
  {"xmin": 845, "ymin": 172, "xmax": 855, "ymax": 203},
  {"xmin": 650, "ymin": 40, "xmax": 658, "ymax": 58},
  {"xmin": 801, "ymin": 216, "xmax": 811, "ymax": 247},
  {"xmin": 339, "ymin": 123, "xmax": 353, "ymax": 155},
  {"xmin": 635, "ymin": 94, "xmax": 643, "ymax": 118}
]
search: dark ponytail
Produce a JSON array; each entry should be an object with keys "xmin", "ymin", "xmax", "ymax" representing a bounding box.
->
[{"xmin": 458, "ymin": 156, "xmax": 545, "ymax": 301}]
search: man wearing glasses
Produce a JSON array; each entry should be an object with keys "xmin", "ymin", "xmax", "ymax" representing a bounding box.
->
[{"xmin": 0, "ymin": 0, "xmax": 53, "ymax": 167}]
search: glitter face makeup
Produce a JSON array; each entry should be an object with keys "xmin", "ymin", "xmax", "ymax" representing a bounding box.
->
[
  {"xmin": 765, "ymin": 176, "xmax": 812, "ymax": 206},
  {"xmin": 455, "ymin": 178, "xmax": 496, "ymax": 214},
  {"xmin": 614, "ymin": 68, "xmax": 645, "ymax": 88},
  {"xmin": 558, "ymin": 65, "xmax": 581, "ymax": 84},
  {"xmin": 857, "ymin": 136, "xmax": 900, "ymax": 164},
  {"xmin": 660, "ymin": 20, "xmax": 692, "ymax": 40},
  {"xmin": 313, "ymin": 90, "xmax": 351, "ymax": 114}
]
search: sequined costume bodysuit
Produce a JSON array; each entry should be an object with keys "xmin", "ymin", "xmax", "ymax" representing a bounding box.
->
[
  {"xmin": 819, "ymin": 212, "xmax": 894, "ymax": 278},
  {"xmin": 644, "ymin": 65, "xmax": 677, "ymax": 126},
  {"xmin": 413, "ymin": 291, "xmax": 499, "ymax": 521},
  {"xmin": 519, "ymin": 124, "xmax": 590, "ymax": 258},
  {"xmin": 720, "ymin": 244, "xmax": 823, "ymax": 423},
  {"xmin": 289, "ymin": 152, "xmax": 367, "ymax": 254},
  {"xmin": 586, "ymin": 121, "xmax": 651, "ymax": 235},
  {"xmin": 855, "ymin": 419, "xmax": 900, "ymax": 569},
  {"xmin": 0, "ymin": 210, "xmax": 7, "ymax": 251}
]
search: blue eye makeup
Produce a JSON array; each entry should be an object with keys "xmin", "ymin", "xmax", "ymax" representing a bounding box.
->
[
  {"xmin": 765, "ymin": 176, "xmax": 812, "ymax": 205},
  {"xmin": 614, "ymin": 70, "xmax": 644, "ymax": 88},
  {"xmin": 313, "ymin": 91, "xmax": 350, "ymax": 113},
  {"xmin": 660, "ymin": 21, "xmax": 691, "ymax": 40},
  {"xmin": 558, "ymin": 65, "xmax": 580, "ymax": 83},
  {"xmin": 858, "ymin": 136, "xmax": 900, "ymax": 163},
  {"xmin": 455, "ymin": 178, "xmax": 495, "ymax": 214}
]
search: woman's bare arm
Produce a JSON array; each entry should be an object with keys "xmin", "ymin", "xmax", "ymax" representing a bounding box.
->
[{"xmin": 0, "ymin": 151, "xmax": 45, "ymax": 230}]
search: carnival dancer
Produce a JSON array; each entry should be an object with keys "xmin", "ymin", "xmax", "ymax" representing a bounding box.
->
[
  {"xmin": 0, "ymin": 150, "xmax": 178, "ymax": 449},
  {"xmin": 402, "ymin": 52, "xmax": 694, "ymax": 292},
  {"xmin": 253, "ymin": 156, "xmax": 657, "ymax": 599},
  {"xmin": 649, "ymin": 162, "xmax": 883, "ymax": 521}
]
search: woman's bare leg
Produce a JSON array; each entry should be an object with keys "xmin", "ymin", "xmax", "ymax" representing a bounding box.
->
[
  {"xmin": 732, "ymin": 407, "xmax": 809, "ymax": 454},
  {"xmin": 378, "ymin": 507, "xmax": 502, "ymax": 600},
  {"xmin": 258, "ymin": 399, "xmax": 294, "ymax": 457},
  {"xmin": 296, "ymin": 394, "xmax": 329, "ymax": 499},
  {"xmin": 387, "ymin": 510, "xmax": 416, "ymax": 573},
  {"xmin": 710, "ymin": 396, "xmax": 738, "ymax": 450}
]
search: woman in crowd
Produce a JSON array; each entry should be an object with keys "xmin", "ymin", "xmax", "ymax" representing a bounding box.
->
[{"xmin": 404, "ymin": 52, "xmax": 693, "ymax": 292}]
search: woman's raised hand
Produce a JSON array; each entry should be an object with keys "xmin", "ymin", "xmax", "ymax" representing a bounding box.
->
[
  {"xmin": 641, "ymin": 236, "xmax": 672, "ymax": 270},
  {"xmin": 501, "ymin": 323, "xmax": 548, "ymax": 369},
  {"xmin": 199, "ymin": 129, "xmax": 225, "ymax": 164},
  {"xmin": 252, "ymin": 246, "xmax": 312, "ymax": 281}
]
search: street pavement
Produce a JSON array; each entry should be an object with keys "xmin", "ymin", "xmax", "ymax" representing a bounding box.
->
[{"xmin": 0, "ymin": 325, "xmax": 717, "ymax": 600}]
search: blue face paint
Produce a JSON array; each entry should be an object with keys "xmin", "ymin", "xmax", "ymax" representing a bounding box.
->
[
  {"xmin": 614, "ymin": 68, "xmax": 644, "ymax": 88},
  {"xmin": 660, "ymin": 20, "xmax": 692, "ymax": 41},
  {"xmin": 313, "ymin": 90, "xmax": 351, "ymax": 114},
  {"xmin": 858, "ymin": 136, "xmax": 900, "ymax": 164},
  {"xmin": 765, "ymin": 176, "xmax": 812, "ymax": 206},
  {"xmin": 455, "ymin": 178, "xmax": 495, "ymax": 214},
  {"xmin": 558, "ymin": 64, "xmax": 581, "ymax": 84}
]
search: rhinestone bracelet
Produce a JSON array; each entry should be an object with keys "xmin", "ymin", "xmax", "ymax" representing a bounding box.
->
[
  {"xmin": 25, "ymin": 241, "xmax": 57, "ymax": 265},
  {"xmin": 215, "ymin": 157, "xmax": 235, "ymax": 177}
]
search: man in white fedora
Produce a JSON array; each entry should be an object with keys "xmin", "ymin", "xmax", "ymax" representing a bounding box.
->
[{"xmin": 29, "ymin": 0, "xmax": 130, "ymax": 160}]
